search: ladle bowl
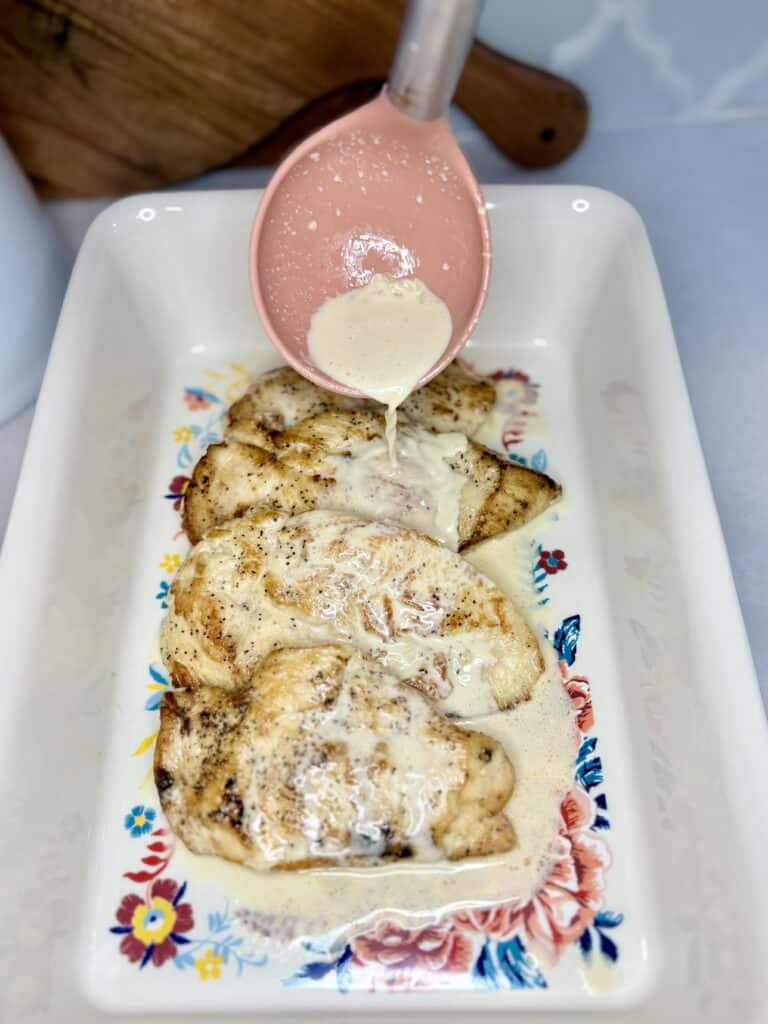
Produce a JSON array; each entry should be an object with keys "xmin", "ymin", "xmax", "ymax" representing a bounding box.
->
[{"xmin": 249, "ymin": 0, "xmax": 491, "ymax": 396}]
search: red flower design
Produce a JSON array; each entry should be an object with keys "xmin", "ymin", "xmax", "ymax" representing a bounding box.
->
[
  {"xmin": 183, "ymin": 391, "xmax": 211, "ymax": 411},
  {"xmin": 351, "ymin": 919, "xmax": 475, "ymax": 989},
  {"xmin": 450, "ymin": 902, "xmax": 519, "ymax": 939},
  {"xmin": 452, "ymin": 786, "xmax": 610, "ymax": 965},
  {"xmin": 111, "ymin": 878, "xmax": 194, "ymax": 968},
  {"xmin": 490, "ymin": 368, "xmax": 530, "ymax": 383},
  {"xmin": 165, "ymin": 475, "xmax": 190, "ymax": 512},
  {"xmin": 518, "ymin": 786, "xmax": 610, "ymax": 962},
  {"xmin": 538, "ymin": 549, "xmax": 567, "ymax": 575},
  {"xmin": 564, "ymin": 675, "xmax": 594, "ymax": 732}
]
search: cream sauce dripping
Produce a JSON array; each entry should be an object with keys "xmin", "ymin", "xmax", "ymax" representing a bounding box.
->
[
  {"xmin": 329, "ymin": 429, "xmax": 468, "ymax": 550},
  {"xmin": 307, "ymin": 273, "xmax": 452, "ymax": 461}
]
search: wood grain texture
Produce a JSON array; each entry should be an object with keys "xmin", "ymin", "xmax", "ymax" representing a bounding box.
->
[{"xmin": 0, "ymin": 0, "xmax": 588, "ymax": 197}]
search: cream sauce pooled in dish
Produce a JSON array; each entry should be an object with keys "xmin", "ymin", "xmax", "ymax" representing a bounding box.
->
[
  {"xmin": 161, "ymin": 515, "xmax": 577, "ymax": 942},
  {"xmin": 307, "ymin": 273, "xmax": 452, "ymax": 460}
]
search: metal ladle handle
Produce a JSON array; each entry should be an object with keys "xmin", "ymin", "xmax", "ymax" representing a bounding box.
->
[{"xmin": 388, "ymin": 0, "xmax": 485, "ymax": 121}]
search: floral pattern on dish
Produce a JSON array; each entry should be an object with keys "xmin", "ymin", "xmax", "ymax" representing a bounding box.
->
[
  {"xmin": 110, "ymin": 818, "xmax": 268, "ymax": 979},
  {"xmin": 284, "ymin": 611, "xmax": 623, "ymax": 992},
  {"xmin": 164, "ymin": 474, "xmax": 190, "ymax": 512},
  {"xmin": 110, "ymin": 878, "xmax": 194, "ymax": 968},
  {"xmin": 124, "ymin": 805, "xmax": 156, "ymax": 838},
  {"xmin": 109, "ymin": 364, "xmax": 623, "ymax": 993}
]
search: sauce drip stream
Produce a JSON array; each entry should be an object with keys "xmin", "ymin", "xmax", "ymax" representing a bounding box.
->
[{"xmin": 307, "ymin": 273, "xmax": 453, "ymax": 462}]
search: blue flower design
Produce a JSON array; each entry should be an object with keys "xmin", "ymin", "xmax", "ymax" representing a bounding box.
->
[
  {"xmin": 578, "ymin": 910, "xmax": 624, "ymax": 963},
  {"xmin": 124, "ymin": 805, "xmax": 157, "ymax": 837},
  {"xmin": 145, "ymin": 664, "xmax": 170, "ymax": 710},
  {"xmin": 554, "ymin": 614, "xmax": 581, "ymax": 666},
  {"xmin": 472, "ymin": 937, "xmax": 547, "ymax": 990}
]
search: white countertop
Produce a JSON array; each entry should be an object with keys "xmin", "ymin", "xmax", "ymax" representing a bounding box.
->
[{"xmin": 1, "ymin": 116, "xmax": 766, "ymax": 708}]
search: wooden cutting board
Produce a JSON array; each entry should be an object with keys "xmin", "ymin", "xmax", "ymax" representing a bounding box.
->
[{"xmin": 0, "ymin": 0, "xmax": 588, "ymax": 197}]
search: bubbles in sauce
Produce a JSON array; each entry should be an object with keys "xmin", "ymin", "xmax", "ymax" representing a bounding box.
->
[{"xmin": 307, "ymin": 273, "xmax": 452, "ymax": 460}]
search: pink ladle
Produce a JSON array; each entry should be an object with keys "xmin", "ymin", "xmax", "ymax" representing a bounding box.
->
[{"xmin": 249, "ymin": 0, "xmax": 491, "ymax": 397}]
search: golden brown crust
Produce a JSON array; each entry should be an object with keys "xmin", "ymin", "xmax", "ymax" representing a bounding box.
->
[
  {"xmin": 161, "ymin": 509, "xmax": 544, "ymax": 711},
  {"xmin": 225, "ymin": 367, "xmax": 365, "ymax": 449},
  {"xmin": 154, "ymin": 646, "xmax": 516, "ymax": 872},
  {"xmin": 399, "ymin": 360, "xmax": 496, "ymax": 435},
  {"xmin": 182, "ymin": 409, "xmax": 560, "ymax": 547},
  {"xmin": 450, "ymin": 443, "xmax": 562, "ymax": 549},
  {"xmin": 224, "ymin": 361, "xmax": 496, "ymax": 450},
  {"xmin": 182, "ymin": 440, "xmax": 330, "ymax": 543}
]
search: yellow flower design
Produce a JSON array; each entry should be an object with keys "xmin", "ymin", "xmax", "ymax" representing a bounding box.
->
[
  {"xmin": 173, "ymin": 426, "xmax": 193, "ymax": 443},
  {"xmin": 131, "ymin": 897, "xmax": 176, "ymax": 946},
  {"xmin": 159, "ymin": 553, "xmax": 181, "ymax": 574},
  {"xmin": 204, "ymin": 361, "xmax": 251, "ymax": 403},
  {"xmin": 195, "ymin": 948, "xmax": 224, "ymax": 981}
]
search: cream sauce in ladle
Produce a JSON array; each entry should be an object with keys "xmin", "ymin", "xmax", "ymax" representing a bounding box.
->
[{"xmin": 307, "ymin": 272, "xmax": 452, "ymax": 461}]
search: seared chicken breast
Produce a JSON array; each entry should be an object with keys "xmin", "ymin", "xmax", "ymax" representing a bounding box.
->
[
  {"xmin": 155, "ymin": 646, "xmax": 516, "ymax": 870},
  {"xmin": 183, "ymin": 408, "xmax": 560, "ymax": 547},
  {"xmin": 155, "ymin": 363, "xmax": 555, "ymax": 873},
  {"xmin": 161, "ymin": 509, "xmax": 544, "ymax": 716},
  {"xmin": 226, "ymin": 360, "xmax": 496, "ymax": 449},
  {"xmin": 396, "ymin": 360, "xmax": 498, "ymax": 436}
]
